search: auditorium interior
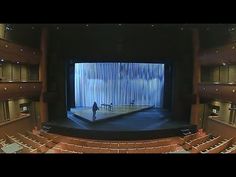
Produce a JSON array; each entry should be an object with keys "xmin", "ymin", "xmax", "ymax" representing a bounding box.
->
[{"xmin": 0, "ymin": 24, "xmax": 236, "ymax": 154}]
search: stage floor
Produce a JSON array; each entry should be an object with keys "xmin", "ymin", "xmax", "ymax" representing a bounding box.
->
[{"xmin": 71, "ymin": 105, "xmax": 153, "ymax": 122}]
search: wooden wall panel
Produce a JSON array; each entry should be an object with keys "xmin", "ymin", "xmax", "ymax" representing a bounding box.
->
[
  {"xmin": 229, "ymin": 65, "xmax": 236, "ymax": 83},
  {"xmin": 12, "ymin": 64, "xmax": 21, "ymax": 81},
  {"xmin": 2, "ymin": 63, "xmax": 12, "ymax": 81},
  {"xmin": 20, "ymin": 65, "xmax": 28, "ymax": 81},
  {"xmin": 0, "ymin": 24, "xmax": 5, "ymax": 39}
]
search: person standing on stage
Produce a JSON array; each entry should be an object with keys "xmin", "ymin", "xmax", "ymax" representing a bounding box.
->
[{"xmin": 92, "ymin": 101, "xmax": 99, "ymax": 121}]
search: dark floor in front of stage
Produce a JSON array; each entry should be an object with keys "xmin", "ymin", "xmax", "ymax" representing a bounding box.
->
[{"xmin": 46, "ymin": 108, "xmax": 190, "ymax": 131}]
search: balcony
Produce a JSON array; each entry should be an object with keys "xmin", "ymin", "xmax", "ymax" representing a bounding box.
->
[
  {"xmin": 199, "ymin": 83, "xmax": 236, "ymax": 102},
  {"xmin": 0, "ymin": 82, "xmax": 41, "ymax": 100},
  {"xmin": 0, "ymin": 38, "xmax": 40, "ymax": 65},
  {"xmin": 199, "ymin": 42, "xmax": 236, "ymax": 66}
]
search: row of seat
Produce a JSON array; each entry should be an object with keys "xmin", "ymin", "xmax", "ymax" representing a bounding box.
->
[
  {"xmin": 180, "ymin": 132, "xmax": 236, "ymax": 153},
  {"xmin": 37, "ymin": 131, "xmax": 183, "ymax": 153},
  {"xmin": 50, "ymin": 141, "xmax": 180, "ymax": 154},
  {"xmin": 1, "ymin": 129, "xmax": 235, "ymax": 153}
]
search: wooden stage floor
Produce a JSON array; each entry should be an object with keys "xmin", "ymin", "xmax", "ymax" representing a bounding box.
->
[{"xmin": 71, "ymin": 105, "xmax": 153, "ymax": 122}]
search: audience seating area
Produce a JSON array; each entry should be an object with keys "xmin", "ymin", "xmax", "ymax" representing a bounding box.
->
[{"xmin": 0, "ymin": 130, "xmax": 235, "ymax": 153}]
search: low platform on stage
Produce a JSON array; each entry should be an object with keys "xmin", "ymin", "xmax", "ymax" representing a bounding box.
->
[
  {"xmin": 42, "ymin": 108, "xmax": 197, "ymax": 140},
  {"xmin": 71, "ymin": 105, "xmax": 153, "ymax": 122}
]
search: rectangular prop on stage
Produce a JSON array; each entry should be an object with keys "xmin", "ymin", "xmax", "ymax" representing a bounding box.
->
[{"xmin": 71, "ymin": 105, "xmax": 153, "ymax": 122}]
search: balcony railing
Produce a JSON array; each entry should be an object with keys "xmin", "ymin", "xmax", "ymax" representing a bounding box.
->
[
  {"xmin": 0, "ymin": 82, "xmax": 42, "ymax": 100},
  {"xmin": 199, "ymin": 83, "xmax": 236, "ymax": 102}
]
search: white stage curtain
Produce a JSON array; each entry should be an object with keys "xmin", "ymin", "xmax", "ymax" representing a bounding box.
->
[{"xmin": 75, "ymin": 63, "xmax": 164, "ymax": 108}]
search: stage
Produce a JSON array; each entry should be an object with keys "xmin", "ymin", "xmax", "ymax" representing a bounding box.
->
[
  {"xmin": 71, "ymin": 105, "xmax": 153, "ymax": 122},
  {"xmin": 42, "ymin": 108, "xmax": 197, "ymax": 140}
]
